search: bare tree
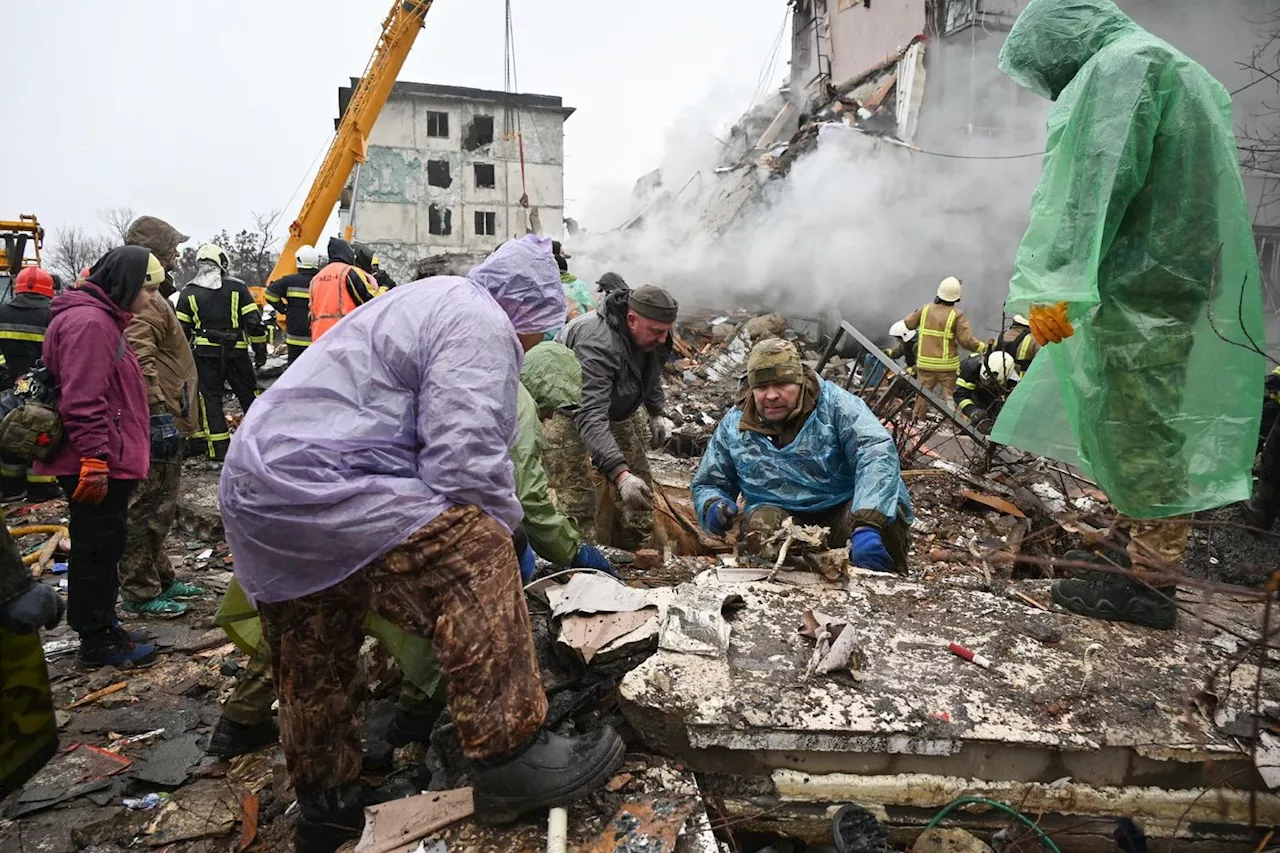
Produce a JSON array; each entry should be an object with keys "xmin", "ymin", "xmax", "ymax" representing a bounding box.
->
[
  {"xmin": 97, "ymin": 206, "xmax": 137, "ymax": 245},
  {"xmin": 46, "ymin": 226, "xmax": 111, "ymax": 283},
  {"xmin": 1238, "ymin": 11, "xmax": 1280, "ymax": 173}
]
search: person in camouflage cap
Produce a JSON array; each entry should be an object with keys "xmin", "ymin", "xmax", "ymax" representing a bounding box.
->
[{"xmin": 692, "ymin": 338, "xmax": 914, "ymax": 573}]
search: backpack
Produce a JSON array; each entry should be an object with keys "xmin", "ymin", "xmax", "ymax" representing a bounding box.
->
[{"xmin": 0, "ymin": 363, "xmax": 63, "ymax": 463}]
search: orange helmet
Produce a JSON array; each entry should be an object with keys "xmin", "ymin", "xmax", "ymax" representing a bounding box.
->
[{"xmin": 15, "ymin": 267, "xmax": 55, "ymax": 298}]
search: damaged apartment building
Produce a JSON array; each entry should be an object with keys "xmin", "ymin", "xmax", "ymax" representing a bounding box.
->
[{"xmin": 336, "ymin": 80, "xmax": 574, "ymax": 280}]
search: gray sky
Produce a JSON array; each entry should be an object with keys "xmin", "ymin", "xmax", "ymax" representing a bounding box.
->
[{"xmin": 9, "ymin": 0, "xmax": 790, "ymax": 246}]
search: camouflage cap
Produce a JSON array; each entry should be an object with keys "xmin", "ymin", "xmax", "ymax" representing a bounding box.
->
[{"xmin": 746, "ymin": 338, "xmax": 803, "ymax": 388}]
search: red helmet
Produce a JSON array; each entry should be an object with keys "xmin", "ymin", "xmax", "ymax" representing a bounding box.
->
[{"xmin": 15, "ymin": 267, "xmax": 55, "ymax": 298}]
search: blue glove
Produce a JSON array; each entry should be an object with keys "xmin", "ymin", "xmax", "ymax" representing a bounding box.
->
[
  {"xmin": 518, "ymin": 543, "xmax": 537, "ymax": 583},
  {"xmin": 573, "ymin": 543, "xmax": 616, "ymax": 576},
  {"xmin": 702, "ymin": 498, "xmax": 739, "ymax": 536},
  {"xmin": 849, "ymin": 527, "xmax": 893, "ymax": 572}
]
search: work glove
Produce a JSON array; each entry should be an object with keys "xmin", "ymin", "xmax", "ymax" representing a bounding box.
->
[
  {"xmin": 518, "ymin": 542, "xmax": 537, "ymax": 583},
  {"xmin": 149, "ymin": 412, "xmax": 182, "ymax": 460},
  {"xmin": 702, "ymin": 498, "xmax": 739, "ymax": 536},
  {"xmin": 253, "ymin": 344, "xmax": 268, "ymax": 369},
  {"xmin": 0, "ymin": 583, "xmax": 65, "ymax": 634},
  {"xmin": 649, "ymin": 415, "xmax": 674, "ymax": 450},
  {"xmin": 72, "ymin": 457, "xmax": 110, "ymax": 505},
  {"xmin": 617, "ymin": 471, "xmax": 653, "ymax": 512},
  {"xmin": 573, "ymin": 543, "xmax": 616, "ymax": 576},
  {"xmin": 1028, "ymin": 302, "xmax": 1074, "ymax": 346},
  {"xmin": 849, "ymin": 527, "xmax": 893, "ymax": 572}
]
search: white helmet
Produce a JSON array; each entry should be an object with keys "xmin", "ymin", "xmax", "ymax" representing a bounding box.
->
[
  {"xmin": 1012, "ymin": 314, "xmax": 1029, "ymax": 326},
  {"xmin": 295, "ymin": 245, "xmax": 320, "ymax": 270},
  {"xmin": 936, "ymin": 276, "xmax": 962, "ymax": 302},
  {"xmin": 196, "ymin": 243, "xmax": 230, "ymax": 272},
  {"xmin": 888, "ymin": 320, "xmax": 916, "ymax": 343},
  {"xmin": 985, "ymin": 351, "xmax": 1019, "ymax": 385}
]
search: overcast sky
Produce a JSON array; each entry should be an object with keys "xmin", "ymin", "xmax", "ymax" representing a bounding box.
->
[{"xmin": 10, "ymin": 0, "xmax": 791, "ymax": 246}]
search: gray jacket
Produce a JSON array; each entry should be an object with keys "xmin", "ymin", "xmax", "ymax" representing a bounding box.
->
[{"xmin": 557, "ymin": 289, "xmax": 665, "ymax": 477}]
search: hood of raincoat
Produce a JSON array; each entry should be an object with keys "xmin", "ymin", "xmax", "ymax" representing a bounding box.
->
[
  {"xmin": 86, "ymin": 245, "xmax": 151, "ymax": 309},
  {"xmin": 467, "ymin": 235, "xmax": 566, "ymax": 335},
  {"xmin": 520, "ymin": 341, "xmax": 581, "ymax": 413},
  {"xmin": 353, "ymin": 242, "xmax": 375, "ymax": 273},
  {"xmin": 998, "ymin": 0, "xmax": 1140, "ymax": 101},
  {"xmin": 190, "ymin": 261, "xmax": 223, "ymax": 290},
  {"xmin": 124, "ymin": 216, "xmax": 187, "ymax": 264},
  {"xmin": 327, "ymin": 237, "xmax": 355, "ymax": 265}
]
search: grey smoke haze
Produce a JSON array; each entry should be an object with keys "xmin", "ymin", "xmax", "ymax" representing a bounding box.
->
[{"xmin": 569, "ymin": 0, "xmax": 1275, "ymax": 344}]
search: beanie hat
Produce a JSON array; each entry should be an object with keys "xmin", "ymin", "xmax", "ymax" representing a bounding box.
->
[{"xmin": 627, "ymin": 284, "xmax": 678, "ymax": 323}]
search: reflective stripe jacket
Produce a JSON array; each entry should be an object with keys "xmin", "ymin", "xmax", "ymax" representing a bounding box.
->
[
  {"xmin": 999, "ymin": 324, "xmax": 1041, "ymax": 371},
  {"xmin": 0, "ymin": 293, "xmax": 51, "ymax": 382},
  {"xmin": 308, "ymin": 262, "xmax": 377, "ymax": 340},
  {"xmin": 264, "ymin": 269, "xmax": 318, "ymax": 348},
  {"xmin": 954, "ymin": 355, "xmax": 1005, "ymax": 415},
  {"xmin": 175, "ymin": 277, "xmax": 268, "ymax": 355},
  {"xmin": 903, "ymin": 303, "xmax": 985, "ymax": 372}
]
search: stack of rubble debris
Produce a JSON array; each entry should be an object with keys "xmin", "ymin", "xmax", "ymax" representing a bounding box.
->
[{"xmin": 3, "ymin": 314, "xmax": 1279, "ymax": 853}]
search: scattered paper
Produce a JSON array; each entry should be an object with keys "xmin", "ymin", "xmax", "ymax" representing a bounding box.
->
[
  {"xmin": 546, "ymin": 573, "xmax": 650, "ymax": 617},
  {"xmin": 558, "ymin": 609, "xmax": 656, "ymax": 663}
]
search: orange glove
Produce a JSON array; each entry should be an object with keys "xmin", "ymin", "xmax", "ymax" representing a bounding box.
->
[
  {"xmin": 72, "ymin": 457, "xmax": 110, "ymax": 505},
  {"xmin": 1028, "ymin": 302, "xmax": 1075, "ymax": 346}
]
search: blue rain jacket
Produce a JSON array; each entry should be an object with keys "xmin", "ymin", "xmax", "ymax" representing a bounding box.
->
[{"xmin": 691, "ymin": 379, "xmax": 913, "ymax": 529}]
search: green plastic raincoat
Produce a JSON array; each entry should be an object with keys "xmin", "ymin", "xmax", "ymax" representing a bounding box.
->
[
  {"xmin": 991, "ymin": 0, "xmax": 1264, "ymax": 518},
  {"xmin": 517, "ymin": 341, "xmax": 584, "ymax": 565}
]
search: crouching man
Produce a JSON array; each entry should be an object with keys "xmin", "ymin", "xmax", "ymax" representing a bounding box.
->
[
  {"xmin": 692, "ymin": 339, "xmax": 913, "ymax": 573},
  {"xmin": 219, "ymin": 236, "xmax": 624, "ymax": 853}
]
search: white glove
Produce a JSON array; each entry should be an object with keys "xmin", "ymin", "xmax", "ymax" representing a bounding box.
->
[
  {"xmin": 649, "ymin": 415, "xmax": 674, "ymax": 450},
  {"xmin": 617, "ymin": 472, "xmax": 653, "ymax": 512}
]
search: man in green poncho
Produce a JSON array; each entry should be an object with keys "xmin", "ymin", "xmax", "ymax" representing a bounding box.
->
[{"xmin": 993, "ymin": 0, "xmax": 1263, "ymax": 630}]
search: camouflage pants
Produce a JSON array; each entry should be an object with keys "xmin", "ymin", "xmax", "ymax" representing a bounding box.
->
[
  {"xmin": 257, "ymin": 506, "xmax": 547, "ymax": 788},
  {"xmin": 913, "ymin": 369, "xmax": 958, "ymax": 418},
  {"xmin": 118, "ymin": 458, "xmax": 182, "ymax": 603},
  {"xmin": 741, "ymin": 501, "xmax": 912, "ymax": 574},
  {"xmin": 543, "ymin": 409, "xmax": 654, "ymax": 550},
  {"xmin": 1114, "ymin": 515, "xmax": 1191, "ymax": 578},
  {"xmin": 0, "ymin": 628, "xmax": 57, "ymax": 799}
]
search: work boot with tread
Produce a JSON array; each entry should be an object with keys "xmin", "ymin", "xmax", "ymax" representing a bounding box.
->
[
  {"xmin": 472, "ymin": 726, "xmax": 626, "ymax": 825},
  {"xmin": 1051, "ymin": 573, "xmax": 1176, "ymax": 630},
  {"xmin": 293, "ymin": 781, "xmax": 364, "ymax": 853},
  {"xmin": 206, "ymin": 716, "xmax": 279, "ymax": 759}
]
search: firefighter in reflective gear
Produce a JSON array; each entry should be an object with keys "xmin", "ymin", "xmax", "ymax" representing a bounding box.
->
[
  {"xmin": 902, "ymin": 277, "xmax": 987, "ymax": 417},
  {"xmin": 265, "ymin": 245, "xmax": 320, "ymax": 364},
  {"xmin": 1260, "ymin": 366, "xmax": 1280, "ymax": 453},
  {"xmin": 371, "ymin": 255, "xmax": 397, "ymax": 290},
  {"xmin": 176, "ymin": 244, "xmax": 268, "ymax": 461},
  {"xmin": 885, "ymin": 320, "xmax": 918, "ymax": 376},
  {"xmin": 0, "ymin": 268, "xmax": 59, "ymax": 499},
  {"xmin": 955, "ymin": 351, "xmax": 1019, "ymax": 435},
  {"xmin": 999, "ymin": 314, "xmax": 1041, "ymax": 372},
  {"xmin": 309, "ymin": 238, "xmax": 378, "ymax": 340}
]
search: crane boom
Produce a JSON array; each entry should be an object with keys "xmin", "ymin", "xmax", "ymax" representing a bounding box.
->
[{"xmin": 267, "ymin": 0, "xmax": 432, "ymax": 285}]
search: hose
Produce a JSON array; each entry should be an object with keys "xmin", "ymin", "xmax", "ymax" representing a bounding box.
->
[
  {"xmin": 10, "ymin": 524, "xmax": 69, "ymax": 568},
  {"xmin": 924, "ymin": 796, "xmax": 1063, "ymax": 853}
]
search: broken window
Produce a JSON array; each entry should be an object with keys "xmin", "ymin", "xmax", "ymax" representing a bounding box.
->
[
  {"xmin": 428, "ymin": 204, "xmax": 452, "ymax": 236},
  {"xmin": 427, "ymin": 160, "xmax": 451, "ymax": 188},
  {"xmin": 426, "ymin": 111, "xmax": 449, "ymax": 138},
  {"xmin": 464, "ymin": 115, "xmax": 495, "ymax": 151},
  {"xmin": 474, "ymin": 163, "xmax": 496, "ymax": 189},
  {"xmin": 474, "ymin": 211, "xmax": 496, "ymax": 237}
]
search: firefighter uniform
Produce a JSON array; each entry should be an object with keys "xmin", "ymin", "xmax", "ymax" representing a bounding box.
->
[
  {"xmin": 954, "ymin": 354, "xmax": 1011, "ymax": 434},
  {"xmin": 903, "ymin": 297, "xmax": 986, "ymax": 417},
  {"xmin": 176, "ymin": 275, "xmax": 267, "ymax": 461},
  {"xmin": 999, "ymin": 320, "xmax": 1041, "ymax": 371},
  {"xmin": 0, "ymin": 271, "xmax": 58, "ymax": 498},
  {"xmin": 265, "ymin": 268, "xmax": 318, "ymax": 364}
]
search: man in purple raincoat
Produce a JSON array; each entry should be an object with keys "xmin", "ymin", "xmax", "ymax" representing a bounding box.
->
[{"xmin": 219, "ymin": 236, "xmax": 625, "ymax": 853}]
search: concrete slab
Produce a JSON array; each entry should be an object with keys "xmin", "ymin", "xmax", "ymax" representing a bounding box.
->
[{"xmin": 619, "ymin": 569, "xmax": 1279, "ymax": 798}]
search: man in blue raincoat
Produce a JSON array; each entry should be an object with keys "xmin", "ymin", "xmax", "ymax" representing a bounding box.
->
[
  {"xmin": 992, "ymin": 0, "xmax": 1263, "ymax": 630},
  {"xmin": 691, "ymin": 339, "xmax": 913, "ymax": 573}
]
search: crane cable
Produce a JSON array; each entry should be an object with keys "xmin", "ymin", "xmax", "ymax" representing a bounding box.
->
[{"xmin": 504, "ymin": 0, "xmax": 528, "ymax": 207}]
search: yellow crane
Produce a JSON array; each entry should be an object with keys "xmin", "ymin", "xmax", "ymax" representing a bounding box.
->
[
  {"xmin": 265, "ymin": 0, "xmax": 433, "ymax": 289},
  {"xmin": 0, "ymin": 215, "xmax": 44, "ymax": 275}
]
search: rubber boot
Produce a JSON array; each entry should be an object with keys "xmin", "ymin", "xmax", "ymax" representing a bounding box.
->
[
  {"xmin": 1242, "ymin": 479, "xmax": 1279, "ymax": 531},
  {"xmin": 471, "ymin": 726, "xmax": 626, "ymax": 825},
  {"xmin": 206, "ymin": 715, "xmax": 279, "ymax": 759},
  {"xmin": 293, "ymin": 780, "xmax": 365, "ymax": 853}
]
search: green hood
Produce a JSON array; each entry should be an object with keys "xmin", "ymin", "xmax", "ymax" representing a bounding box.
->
[
  {"xmin": 999, "ymin": 0, "xmax": 1139, "ymax": 100},
  {"xmin": 124, "ymin": 216, "xmax": 188, "ymax": 260},
  {"xmin": 520, "ymin": 341, "xmax": 581, "ymax": 412}
]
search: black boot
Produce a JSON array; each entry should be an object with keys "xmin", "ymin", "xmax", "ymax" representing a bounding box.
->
[
  {"xmin": 294, "ymin": 781, "xmax": 365, "ymax": 853},
  {"xmin": 206, "ymin": 716, "xmax": 278, "ymax": 759},
  {"xmin": 1051, "ymin": 573, "xmax": 1177, "ymax": 630},
  {"xmin": 386, "ymin": 697, "xmax": 447, "ymax": 748},
  {"xmin": 1242, "ymin": 480, "xmax": 1279, "ymax": 530},
  {"xmin": 472, "ymin": 726, "xmax": 625, "ymax": 825}
]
